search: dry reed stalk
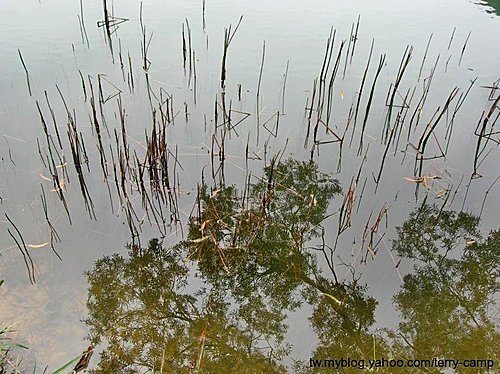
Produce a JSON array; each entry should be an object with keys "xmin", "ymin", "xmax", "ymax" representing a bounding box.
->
[
  {"xmin": 357, "ymin": 53, "xmax": 386, "ymax": 156},
  {"xmin": 349, "ymin": 39, "xmax": 374, "ymax": 147},
  {"xmin": 17, "ymin": 49, "xmax": 32, "ymax": 96},
  {"xmin": 6, "ymin": 214, "xmax": 35, "ymax": 284}
]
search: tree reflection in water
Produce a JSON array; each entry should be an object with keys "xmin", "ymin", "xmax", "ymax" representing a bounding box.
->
[
  {"xmin": 388, "ymin": 204, "xmax": 499, "ymax": 373},
  {"xmin": 481, "ymin": 0, "xmax": 500, "ymax": 16},
  {"xmin": 84, "ymin": 159, "xmax": 498, "ymax": 373}
]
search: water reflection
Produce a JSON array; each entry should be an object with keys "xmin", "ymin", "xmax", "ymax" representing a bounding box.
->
[
  {"xmin": 84, "ymin": 160, "xmax": 498, "ymax": 372},
  {"xmin": 85, "ymin": 159, "xmax": 344, "ymax": 372},
  {"xmin": 479, "ymin": 0, "xmax": 500, "ymax": 15},
  {"xmin": 389, "ymin": 204, "xmax": 499, "ymax": 372},
  {"xmin": 1, "ymin": 0, "xmax": 499, "ymax": 369}
]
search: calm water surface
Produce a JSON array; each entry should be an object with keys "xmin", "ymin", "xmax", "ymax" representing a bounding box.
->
[{"xmin": 0, "ymin": 0, "xmax": 499, "ymax": 372}]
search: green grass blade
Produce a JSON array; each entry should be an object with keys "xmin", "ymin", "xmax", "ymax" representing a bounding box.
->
[{"xmin": 52, "ymin": 353, "xmax": 84, "ymax": 374}]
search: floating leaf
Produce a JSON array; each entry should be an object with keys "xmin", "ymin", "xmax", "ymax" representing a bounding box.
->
[
  {"xmin": 39, "ymin": 173, "xmax": 52, "ymax": 182},
  {"xmin": 403, "ymin": 175, "xmax": 441, "ymax": 189},
  {"xmin": 28, "ymin": 242, "xmax": 49, "ymax": 249}
]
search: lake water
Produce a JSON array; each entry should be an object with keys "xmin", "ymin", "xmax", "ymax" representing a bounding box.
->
[{"xmin": 0, "ymin": 0, "xmax": 499, "ymax": 372}]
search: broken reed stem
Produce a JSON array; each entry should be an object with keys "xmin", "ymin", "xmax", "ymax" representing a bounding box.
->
[
  {"xmin": 44, "ymin": 91, "xmax": 63, "ymax": 150},
  {"xmin": 316, "ymin": 28, "xmax": 335, "ymax": 120},
  {"xmin": 342, "ymin": 22, "xmax": 355, "ymax": 80},
  {"xmin": 417, "ymin": 34, "xmax": 432, "ymax": 82},
  {"xmin": 414, "ymin": 87, "xmax": 459, "ymax": 178},
  {"xmin": 281, "ymin": 60, "xmax": 289, "ymax": 113},
  {"xmin": 479, "ymin": 175, "xmax": 500, "ymax": 218},
  {"xmin": 305, "ymin": 78, "xmax": 317, "ymax": 148},
  {"xmin": 392, "ymin": 88, "xmax": 413, "ymax": 157},
  {"xmin": 445, "ymin": 77, "xmax": 477, "ymax": 153},
  {"xmin": 383, "ymin": 45, "xmax": 413, "ymax": 143},
  {"xmin": 417, "ymin": 87, "xmax": 460, "ymax": 153},
  {"xmin": 77, "ymin": 71, "xmax": 87, "ymax": 103},
  {"xmin": 88, "ymin": 76, "xmax": 109, "ymax": 181},
  {"xmin": 182, "ymin": 19, "xmax": 193, "ymax": 85},
  {"xmin": 374, "ymin": 121, "xmax": 398, "ymax": 190},
  {"xmin": 182, "ymin": 23, "xmax": 187, "ymax": 72},
  {"xmin": 128, "ymin": 52, "xmax": 135, "ymax": 91},
  {"xmin": 79, "ymin": 0, "xmax": 90, "ymax": 48},
  {"xmin": 473, "ymin": 94, "xmax": 500, "ymax": 177},
  {"xmin": 447, "ymin": 27, "xmax": 456, "ymax": 50},
  {"xmin": 202, "ymin": 0, "xmax": 206, "ymax": 31},
  {"xmin": 18, "ymin": 49, "xmax": 32, "ymax": 96},
  {"xmin": 40, "ymin": 184, "xmax": 62, "ymax": 260},
  {"xmin": 407, "ymin": 55, "xmax": 440, "ymax": 139},
  {"xmin": 6, "ymin": 214, "xmax": 35, "ymax": 284},
  {"xmin": 66, "ymin": 107, "xmax": 97, "ymax": 220},
  {"xmin": 102, "ymin": 0, "xmax": 111, "ymax": 39},
  {"xmin": 256, "ymin": 40, "xmax": 266, "ymax": 144},
  {"xmin": 325, "ymin": 39, "xmax": 345, "ymax": 127},
  {"xmin": 37, "ymin": 96, "xmax": 73, "ymax": 224},
  {"xmin": 350, "ymin": 15, "xmax": 360, "ymax": 64},
  {"xmin": 458, "ymin": 31, "xmax": 471, "ymax": 66},
  {"xmin": 193, "ymin": 50, "xmax": 198, "ymax": 104},
  {"xmin": 350, "ymin": 39, "xmax": 374, "ymax": 147},
  {"xmin": 220, "ymin": 15, "xmax": 243, "ymax": 90},
  {"xmin": 358, "ymin": 53, "xmax": 386, "ymax": 156}
]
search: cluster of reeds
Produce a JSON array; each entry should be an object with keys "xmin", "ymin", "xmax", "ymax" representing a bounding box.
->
[
  {"xmin": 298, "ymin": 23, "xmax": 497, "ymax": 272},
  {"xmin": 10, "ymin": 4, "xmax": 497, "ymax": 289},
  {"xmin": 30, "ymin": 72, "xmax": 185, "ymax": 251},
  {"xmin": 97, "ymin": 0, "xmax": 128, "ymax": 53}
]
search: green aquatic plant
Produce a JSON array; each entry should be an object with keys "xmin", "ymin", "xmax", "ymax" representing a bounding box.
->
[
  {"xmin": 1, "ymin": 279, "xmax": 30, "ymax": 374},
  {"xmin": 1, "ymin": 280, "xmax": 94, "ymax": 374}
]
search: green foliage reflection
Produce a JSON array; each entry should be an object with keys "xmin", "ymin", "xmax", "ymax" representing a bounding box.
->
[
  {"xmin": 85, "ymin": 159, "xmax": 348, "ymax": 373},
  {"xmin": 83, "ymin": 160, "xmax": 498, "ymax": 373},
  {"xmin": 389, "ymin": 204, "xmax": 499, "ymax": 373}
]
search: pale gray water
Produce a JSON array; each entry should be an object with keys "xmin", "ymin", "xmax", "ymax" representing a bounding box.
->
[{"xmin": 0, "ymin": 0, "xmax": 499, "ymax": 370}]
